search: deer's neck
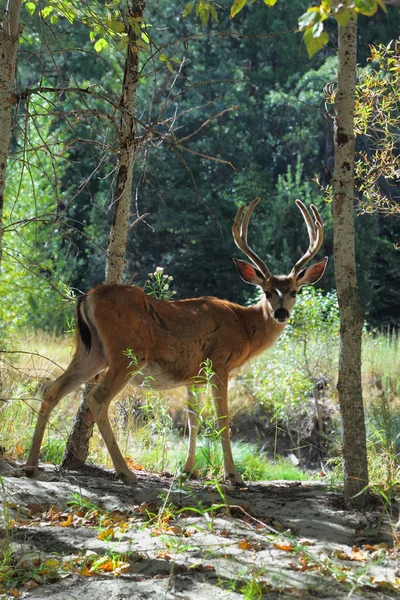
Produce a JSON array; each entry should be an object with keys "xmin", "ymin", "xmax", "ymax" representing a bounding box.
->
[{"xmin": 240, "ymin": 299, "xmax": 286, "ymax": 359}]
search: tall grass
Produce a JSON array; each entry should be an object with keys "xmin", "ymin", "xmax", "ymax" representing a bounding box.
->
[{"xmin": 1, "ymin": 312, "xmax": 399, "ymax": 490}]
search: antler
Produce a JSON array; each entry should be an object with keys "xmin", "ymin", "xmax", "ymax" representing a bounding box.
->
[
  {"xmin": 290, "ymin": 200, "xmax": 324, "ymax": 277},
  {"xmin": 232, "ymin": 198, "xmax": 271, "ymax": 278}
]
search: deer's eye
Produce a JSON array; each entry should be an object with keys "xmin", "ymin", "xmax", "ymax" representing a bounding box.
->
[
  {"xmin": 265, "ymin": 291, "xmax": 273, "ymax": 299},
  {"xmin": 290, "ymin": 291, "xmax": 297, "ymax": 298}
]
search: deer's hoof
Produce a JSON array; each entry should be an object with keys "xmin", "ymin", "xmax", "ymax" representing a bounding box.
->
[
  {"xmin": 116, "ymin": 470, "xmax": 137, "ymax": 484},
  {"xmin": 182, "ymin": 466, "xmax": 200, "ymax": 480},
  {"xmin": 226, "ymin": 472, "xmax": 245, "ymax": 487},
  {"xmin": 24, "ymin": 464, "xmax": 39, "ymax": 478}
]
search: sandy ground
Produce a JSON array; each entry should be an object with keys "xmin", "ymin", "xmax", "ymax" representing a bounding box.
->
[{"xmin": 0, "ymin": 462, "xmax": 399, "ymax": 599}]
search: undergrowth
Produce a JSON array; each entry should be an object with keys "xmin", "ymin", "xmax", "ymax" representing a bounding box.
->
[{"xmin": 0, "ymin": 289, "xmax": 399, "ymax": 496}]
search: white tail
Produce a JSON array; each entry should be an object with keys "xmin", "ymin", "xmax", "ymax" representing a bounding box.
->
[{"xmin": 26, "ymin": 199, "xmax": 327, "ymax": 485}]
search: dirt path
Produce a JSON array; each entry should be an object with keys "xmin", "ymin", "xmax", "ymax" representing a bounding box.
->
[{"xmin": 1, "ymin": 463, "xmax": 399, "ymax": 599}]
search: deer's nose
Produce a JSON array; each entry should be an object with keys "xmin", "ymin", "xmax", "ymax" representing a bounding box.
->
[{"xmin": 274, "ymin": 308, "xmax": 289, "ymax": 322}]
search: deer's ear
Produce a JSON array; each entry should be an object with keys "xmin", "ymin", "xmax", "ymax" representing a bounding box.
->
[
  {"xmin": 296, "ymin": 257, "xmax": 328, "ymax": 287},
  {"xmin": 233, "ymin": 258, "xmax": 265, "ymax": 286}
]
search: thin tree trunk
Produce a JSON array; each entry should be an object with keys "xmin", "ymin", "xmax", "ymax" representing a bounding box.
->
[
  {"xmin": 332, "ymin": 13, "xmax": 369, "ymax": 508},
  {"xmin": 0, "ymin": 0, "xmax": 22, "ymax": 269},
  {"xmin": 62, "ymin": 1, "xmax": 146, "ymax": 469}
]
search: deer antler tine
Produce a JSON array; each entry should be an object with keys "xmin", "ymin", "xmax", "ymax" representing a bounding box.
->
[
  {"xmin": 232, "ymin": 205, "xmax": 246, "ymax": 237},
  {"xmin": 240, "ymin": 197, "xmax": 260, "ymax": 237},
  {"xmin": 232, "ymin": 198, "xmax": 271, "ymax": 278},
  {"xmin": 295, "ymin": 199, "xmax": 316, "ymax": 239},
  {"xmin": 290, "ymin": 200, "xmax": 324, "ymax": 277},
  {"xmin": 311, "ymin": 203, "xmax": 323, "ymax": 227}
]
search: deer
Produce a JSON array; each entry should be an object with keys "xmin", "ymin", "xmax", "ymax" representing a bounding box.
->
[{"xmin": 25, "ymin": 199, "xmax": 327, "ymax": 486}]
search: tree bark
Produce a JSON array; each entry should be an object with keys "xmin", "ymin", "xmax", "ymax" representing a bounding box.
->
[
  {"xmin": 332, "ymin": 13, "xmax": 369, "ymax": 508},
  {"xmin": 62, "ymin": 1, "xmax": 146, "ymax": 469},
  {"xmin": 0, "ymin": 0, "xmax": 22, "ymax": 269}
]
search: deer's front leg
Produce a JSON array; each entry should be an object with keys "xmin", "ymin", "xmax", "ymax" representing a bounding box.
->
[
  {"xmin": 211, "ymin": 375, "xmax": 244, "ymax": 486},
  {"xmin": 183, "ymin": 387, "xmax": 201, "ymax": 478}
]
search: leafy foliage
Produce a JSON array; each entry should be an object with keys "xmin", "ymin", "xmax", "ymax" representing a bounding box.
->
[
  {"xmin": 247, "ymin": 288, "xmax": 339, "ymax": 442},
  {"xmin": 297, "ymin": 0, "xmax": 387, "ymax": 58},
  {"xmin": 3, "ymin": 1, "xmax": 400, "ymax": 333},
  {"xmin": 355, "ymin": 41, "xmax": 400, "ymax": 213}
]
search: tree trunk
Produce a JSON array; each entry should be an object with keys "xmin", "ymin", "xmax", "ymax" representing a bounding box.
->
[
  {"xmin": 0, "ymin": 0, "xmax": 22, "ymax": 269},
  {"xmin": 332, "ymin": 13, "xmax": 369, "ymax": 509},
  {"xmin": 62, "ymin": 1, "xmax": 146, "ymax": 469}
]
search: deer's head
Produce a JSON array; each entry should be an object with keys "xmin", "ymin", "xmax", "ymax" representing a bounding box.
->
[{"xmin": 232, "ymin": 199, "xmax": 328, "ymax": 323}]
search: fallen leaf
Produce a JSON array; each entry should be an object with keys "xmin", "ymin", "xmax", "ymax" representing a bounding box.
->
[
  {"xmin": 167, "ymin": 525, "xmax": 184, "ymax": 535},
  {"xmin": 114, "ymin": 562, "xmax": 130, "ymax": 574},
  {"xmin": 97, "ymin": 528, "xmax": 115, "ymax": 540},
  {"xmin": 333, "ymin": 547, "xmax": 367, "ymax": 562},
  {"xmin": 60, "ymin": 514, "xmax": 73, "ymax": 528},
  {"xmin": 371, "ymin": 574, "xmax": 400, "ymax": 590},
  {"xmin": 192, "ymin": 563, "xmax": 215, "ymax": 572},
  {"xmin": 91, "ymin": 559, "xmax": 115, "ymax": 573},
  {"xmin": 27, "ymin": 503, "xmax": 44, "ymax": 516},
  {"xmin": 125, "ymin": 456, "xmax": 143, "ymax": 470},
  {"xmin": 273, "ymin": 541, "xmax": 294, "ymax": 552},
  {"xmin": 363, "ymin": 542, "xmax": 388, "ymax": 552},
  {"xmin": 299, "ymin": 538, "xmax": 315, "ymax": 546},
  {"xmin": 23, "ymin": 580, "xmax": 39, "ymax": 590},
  {"xmin": 238, "ymin": 539, "xmax": 261, "ymax": 551},
  {"xmin": 220, "ymin": 529, "xmax": 231, "ymax": 537}
]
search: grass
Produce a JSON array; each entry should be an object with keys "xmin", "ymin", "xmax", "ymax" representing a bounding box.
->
[{"xmin": 1, "ymin": 328, "xmax": 399, "ymax": 494}]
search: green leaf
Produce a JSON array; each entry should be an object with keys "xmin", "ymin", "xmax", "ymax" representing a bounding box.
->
[
  {"xmin": 127, "ymin": 16, "xmax": 141, "ymax": 35},
  {"xmin": 28, "ymin": 295, "xmax": 38, "ymax": 311},
  {"xmin": 25, "ymin": 2, "xmax": 36, "ymax": 16},
  {"xmin": 117, "ymin": 35, "xmax": 129, "ymax": 50},
  {"xmin": 41, "ymin": 6, "xmax": 54, "ymax": 19},
  {"xmin": 354, "ymin": 0, "xmax": 378, "ymax": 16},
  {"xmin": 298, "ymin": 8, "xmax": 320, "ymax": 31},
  {"xmin": 321, "ymin": 0, "xmax": 332, "ymax": 12},
  {"xmin": 304, "ymin": 27, "xmax": 329, "ymax": 59},
  {"xmin": 108, "ymin": 18, "xmax": 125, "ymax": 33},
  {"xmin": 62, "ymin": 7, "xmax": 76, "ymax": 24},
  {"xmin": 199, "ymin": 5, "xmax": 210, "ymax": 26},
  {"xmin": 166, "ymin": 61, "xmax": 174, "ymax": 74},
  {"xmin": 159, "ymin": 53, "xmax": 168, "ymax": 62},
  {"xmin": 141, "ymin": 31, "xmax": 150, "ymax": 43},
  {"xmin": 230, "ymin": 0, "xmax": 247, "ymax": 19},
  {"xmin": 50, "ymin": 14, "xmax": 58, "ymax": 24},
  {"xmin": 210, "ymin": 5, "xmax": 219, "ymax": 22},
  {"xmin": 333, "ymin": 8, "xmax": 352, "ymax": 27},
  {"xmin": 182, "ymin": 1, "xmax": 194, "ymax": 18},
  {"xmin": 263, "ymin": 0, "xmax": 278, "ymax": 6},
  {"xmin": 135, "ymin": 39, "xmax": 148, "ymax": 50},
  {"xmin": 94, "ymin": 38, "xmax": 109, "ymax": 53}
]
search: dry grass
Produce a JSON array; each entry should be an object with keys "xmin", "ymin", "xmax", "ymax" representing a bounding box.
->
[{"xmin": 1, "ymin": 330, "xmax": 399, "ymax": 489}]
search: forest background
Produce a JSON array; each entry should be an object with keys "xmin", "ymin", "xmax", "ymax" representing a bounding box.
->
[
  {"xmin": 2, "ymin": 0, "xmax": 400, "ymax": 337},
  {"xmin": 0, "ymin": 0, "xmax": 400, "ymax": 499}
]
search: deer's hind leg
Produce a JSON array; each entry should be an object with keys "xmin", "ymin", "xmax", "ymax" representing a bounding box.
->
[
  {"xmin": 211, "ymin": 374, "xmax": 244, "ymax": 486},
  {"xmin": 85, "ymin": 362, "xmax": 137, "ymax": 484},
  {"xmin": 25, "ymin": 348, "xmax": 106, "ymax": 477}
]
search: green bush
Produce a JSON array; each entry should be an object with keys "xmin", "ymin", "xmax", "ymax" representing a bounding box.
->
[{"xmin": 247, "ymin": 288, "xmax": 339, "ymax": 423}]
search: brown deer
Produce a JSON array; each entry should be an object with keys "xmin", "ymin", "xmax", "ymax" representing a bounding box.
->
[{"xmin": 25, "ymin": 199, "xmax": 327, "ymax": 485}]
